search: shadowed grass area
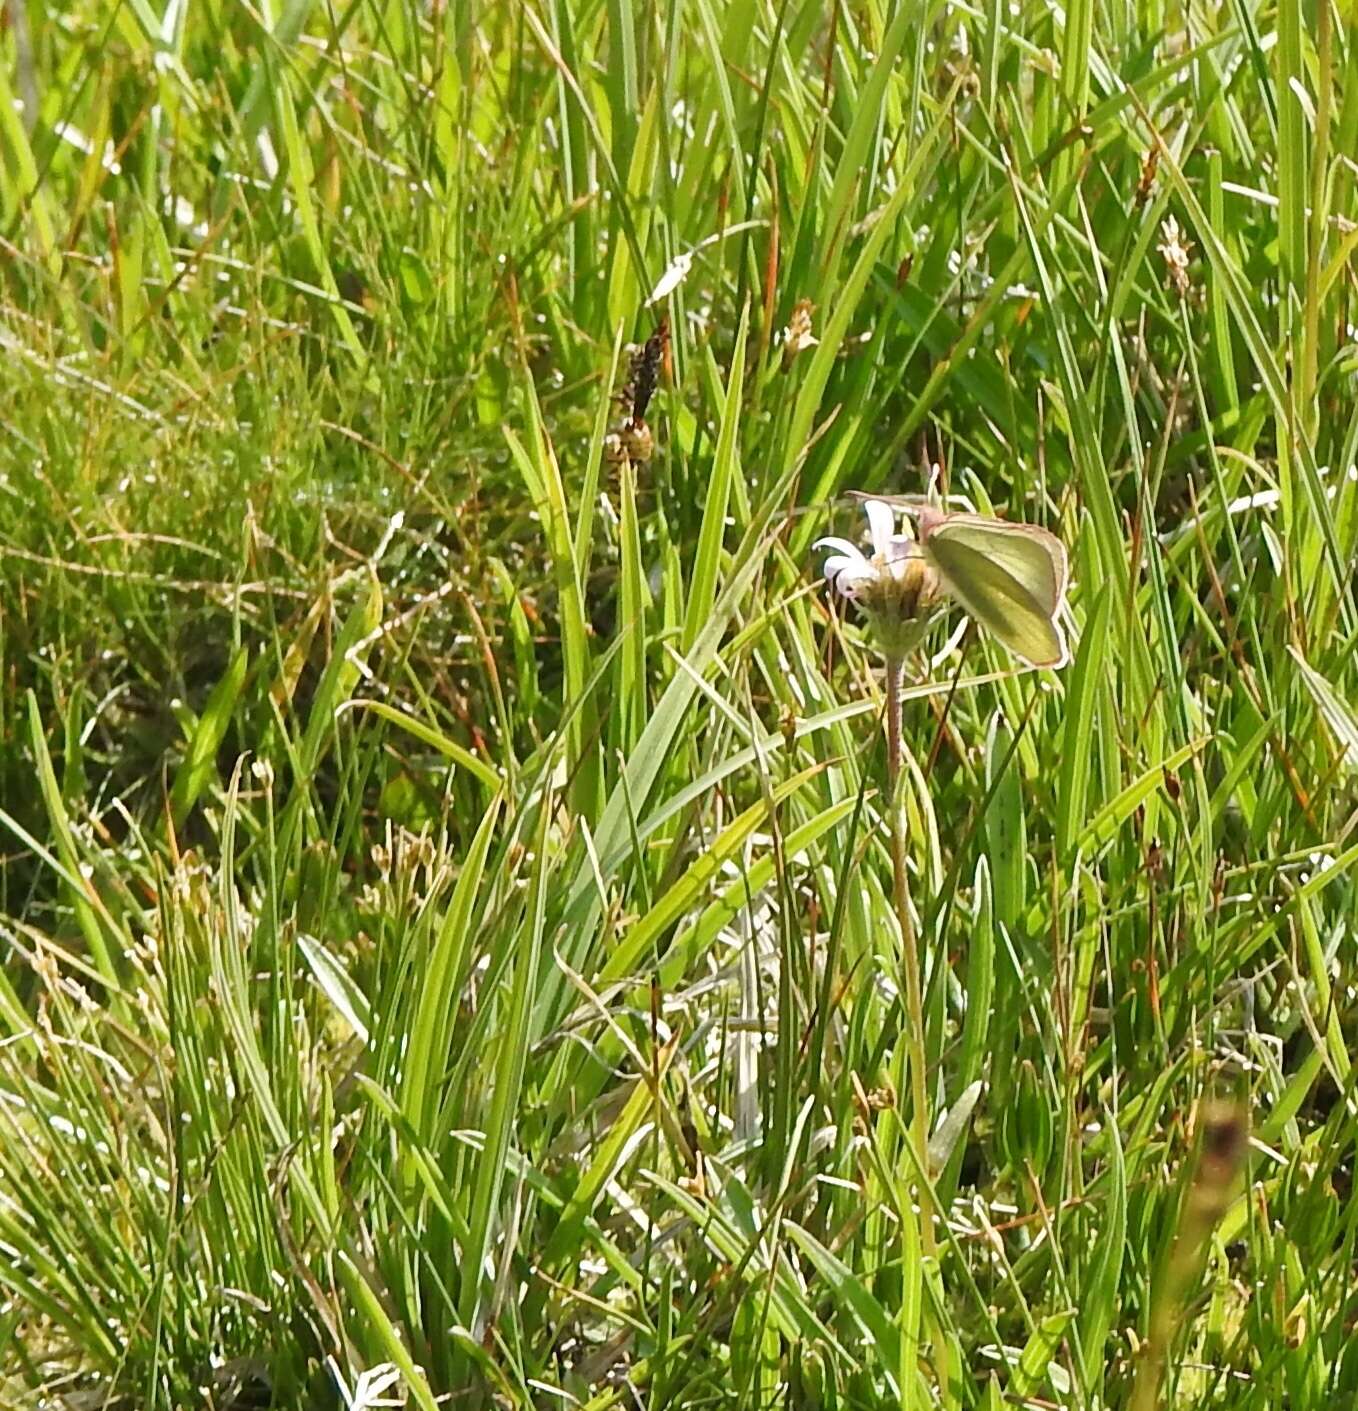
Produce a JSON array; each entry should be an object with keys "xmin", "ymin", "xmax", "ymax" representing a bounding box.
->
[{"xmin": 2, "ymin": 0, "xmax": 1357, "ymax": 1407}]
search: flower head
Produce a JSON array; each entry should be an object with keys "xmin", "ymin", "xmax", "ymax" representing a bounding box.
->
[
  {"xmin": 1157, "ymin": 215, "xmax": 1193, "ymax": 299},
  {"xmin": 815, "ymin": 500, "xmax": 941, "ymax": 658},
  {"xmin": 781, "ymin": 298, "xmax": 818, "ymax": 369}
]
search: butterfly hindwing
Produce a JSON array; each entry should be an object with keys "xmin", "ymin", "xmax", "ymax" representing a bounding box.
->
[{"xmin": 919, "ymin": 513, "xmax": 1068, "ymax": 668}]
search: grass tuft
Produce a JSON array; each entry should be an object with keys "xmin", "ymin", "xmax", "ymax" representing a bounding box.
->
[{"xmin": 2, "ymin": 1, "xmax": 1357, "ymax": 1407}]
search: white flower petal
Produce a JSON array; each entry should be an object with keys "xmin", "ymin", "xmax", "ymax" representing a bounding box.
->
[
  {"xmin": 822, "ymin": 557, "xmax": 874, "ymax": 596},
  {"xmin": 813, "ymin": 536, "xmax": 867, "ymax": 560},
  {"xmin": 821, "ymin": 553, "xmax": 863, "ymax": 577},
  {"xmin": 864, "ymin": 500, "xmax": 896, "ymax": 557},
  {"xmin": 645, "ymin": 251, "xmax": 694, "ymax": 305}
]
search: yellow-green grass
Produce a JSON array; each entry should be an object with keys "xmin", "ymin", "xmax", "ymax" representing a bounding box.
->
[{"xmin": 1, "ymin": 1, "xmax": 1356, "ymax": 1407}]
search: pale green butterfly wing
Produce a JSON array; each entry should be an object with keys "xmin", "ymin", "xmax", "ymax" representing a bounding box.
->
[{"xmin": 917, "ymin": 510, "xmax": 1069, "ymax": 668}]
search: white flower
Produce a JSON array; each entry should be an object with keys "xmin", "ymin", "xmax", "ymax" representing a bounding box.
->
[
  {"xmin": 815, "ymin": 500, "xmax": 941, "ymax": 657},
  {"xmin": 816, "ymin": 499, "xmax": 903, "ymax": 595}
]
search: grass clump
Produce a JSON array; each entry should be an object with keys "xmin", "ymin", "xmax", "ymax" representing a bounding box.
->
[{"xmin": 2, "ymin": 0, "xmax": 1357, "ymax": 1407}]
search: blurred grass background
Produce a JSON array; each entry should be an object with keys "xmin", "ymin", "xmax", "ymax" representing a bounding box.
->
[{"xmin": 1, "ymin": 0, "xmax": 1357, "ymax": 1406}]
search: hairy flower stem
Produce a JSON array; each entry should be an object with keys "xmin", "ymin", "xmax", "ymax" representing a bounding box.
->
[{"xmin": 884, "ymin": 654, "xmax": 935, "ymax": 1259}]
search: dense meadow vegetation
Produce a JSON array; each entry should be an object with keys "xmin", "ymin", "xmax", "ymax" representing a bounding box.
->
[{"xmin": 2, "ymin": 0, "xmax": 1358, "ymax": 1406}]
